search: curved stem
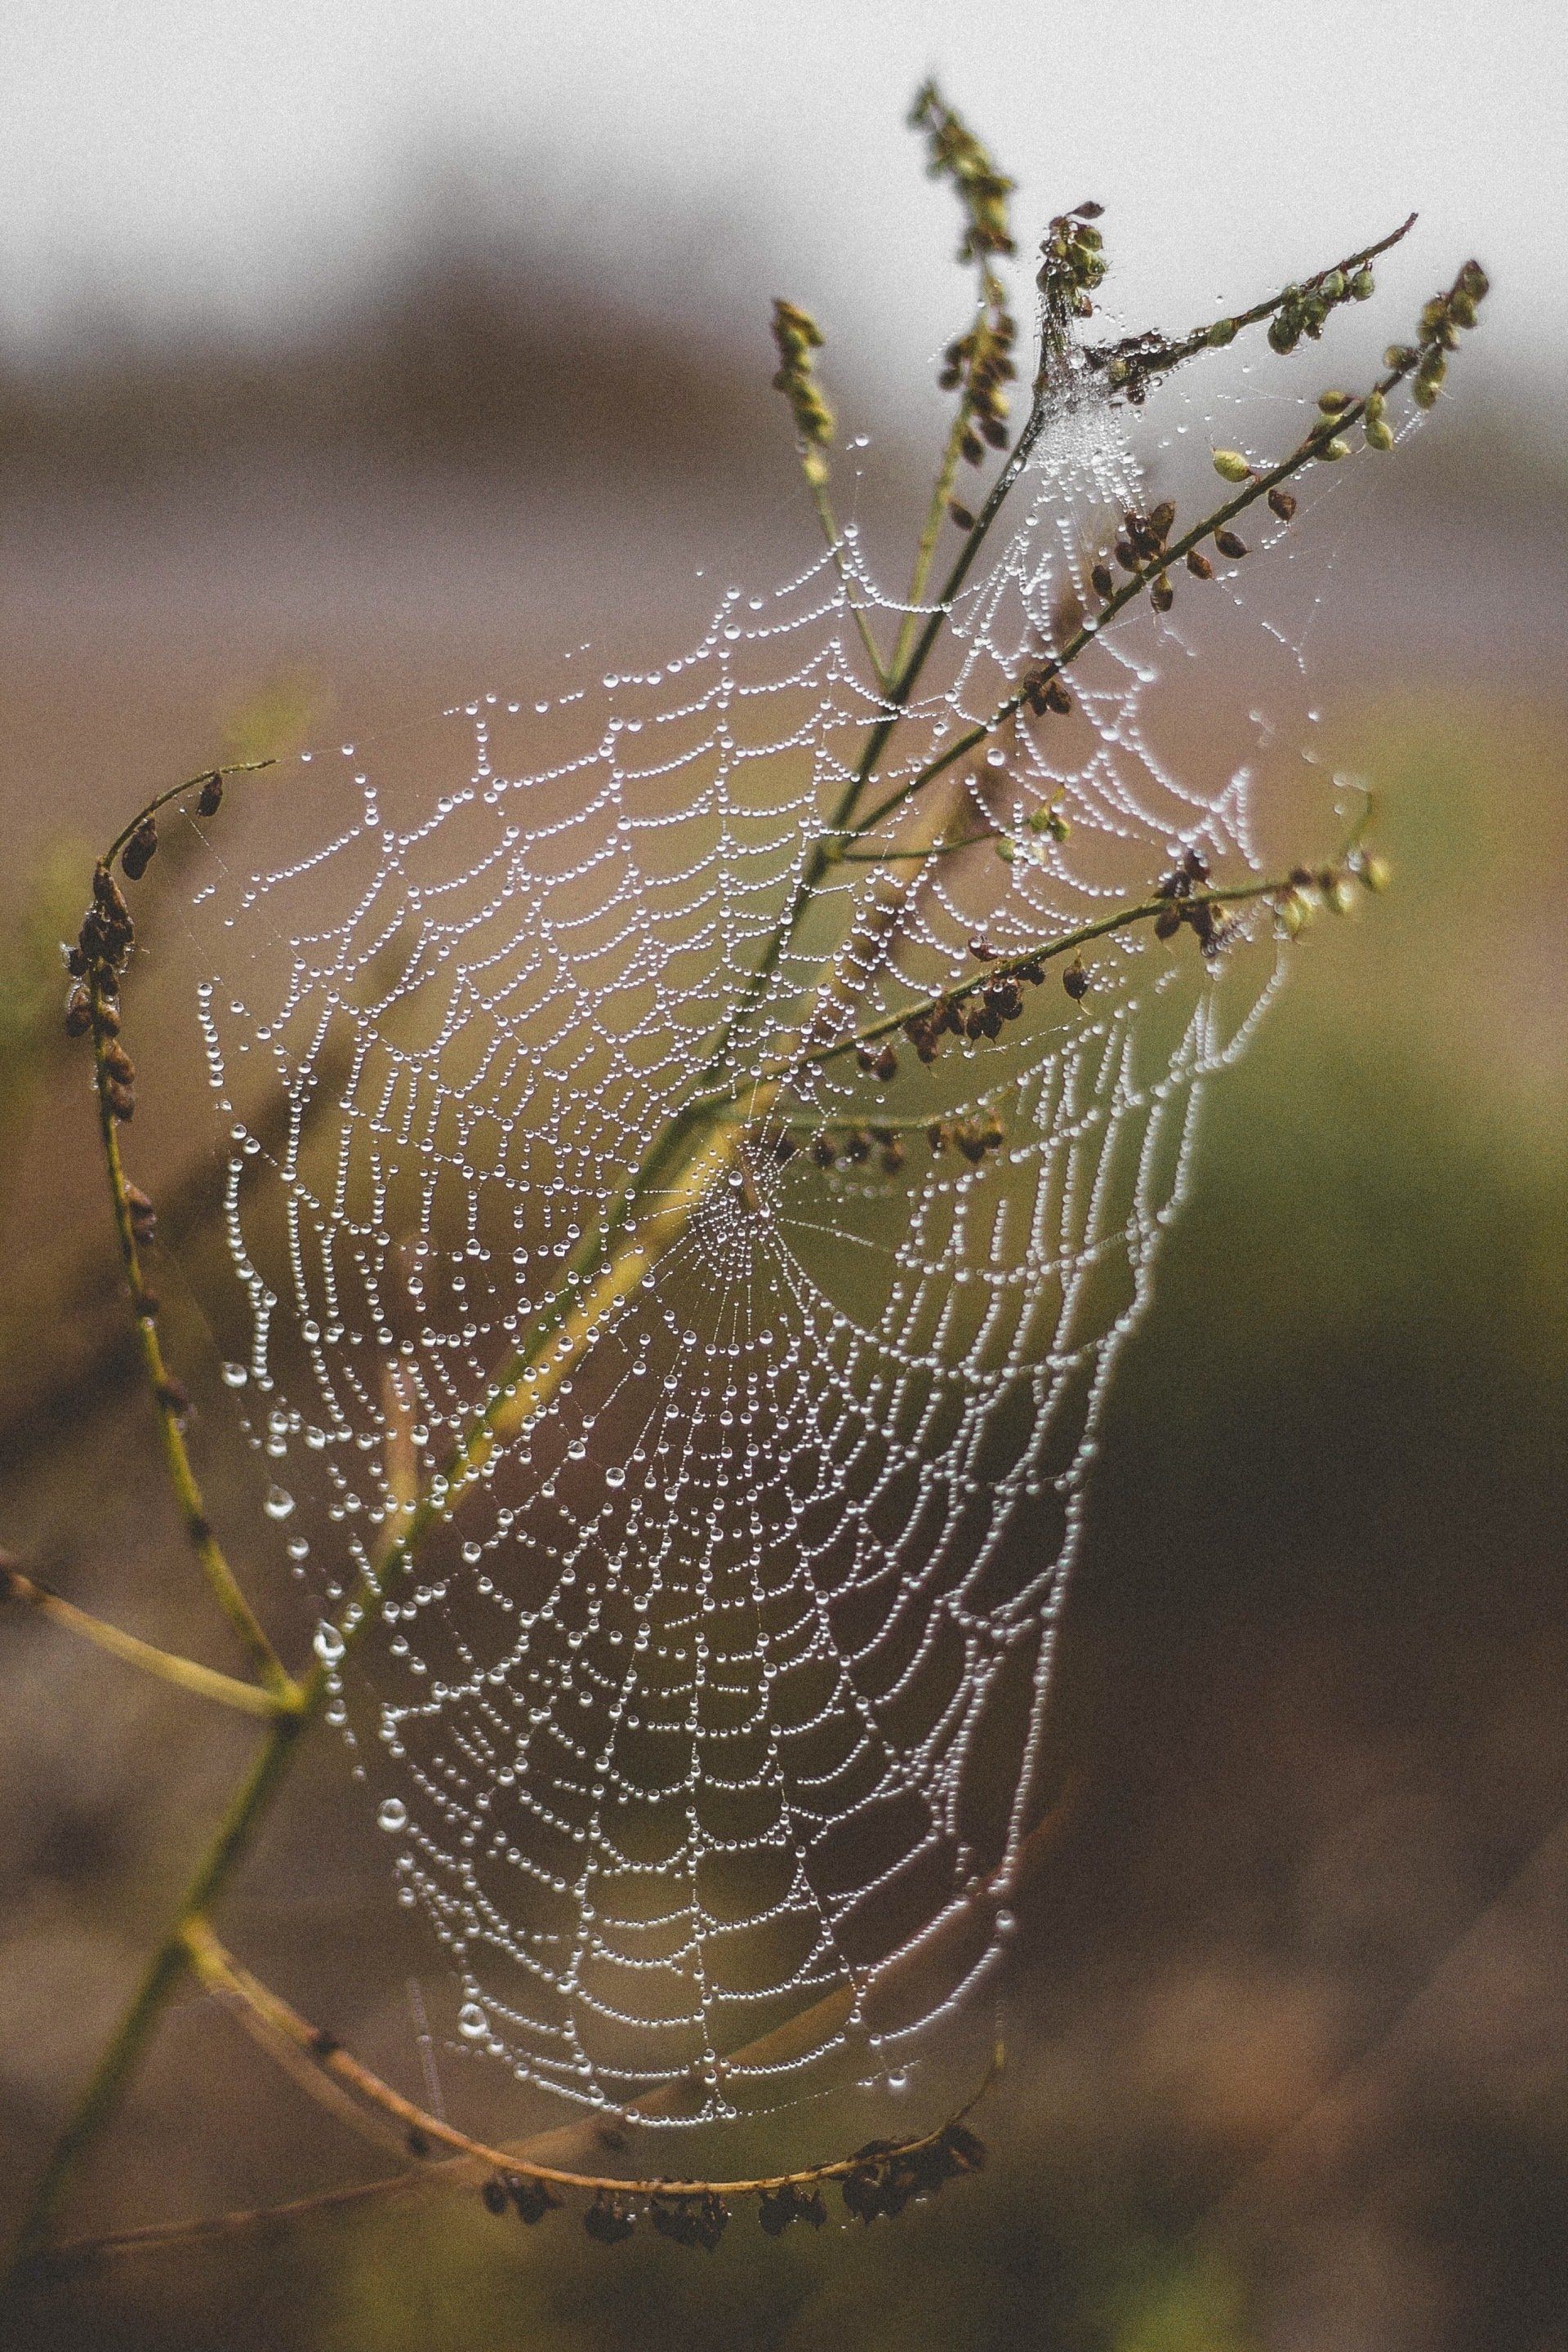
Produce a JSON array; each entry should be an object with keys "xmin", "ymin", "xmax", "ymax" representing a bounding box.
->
[{"xmin": 180, "ymin": 1921, "xmax": 996, "ymax": 2203}]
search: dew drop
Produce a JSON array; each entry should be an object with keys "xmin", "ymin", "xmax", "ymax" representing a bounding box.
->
[
  {"xmin": 264, "ymin": 1485, "xmax": 296, "ymax": 1521},
  {"xmin": 377, "ymin": 1797, "xmax": 408, "ymax": 1833}
]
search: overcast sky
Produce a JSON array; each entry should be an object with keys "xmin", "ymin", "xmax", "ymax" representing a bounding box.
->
[{"xmin": 4, "ymin": 0, "xmax": 1563, "ymax": 413}]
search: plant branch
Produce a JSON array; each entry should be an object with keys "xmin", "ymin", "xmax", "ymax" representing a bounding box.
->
[
  {"xmin": 0, "ymin": 1560, "xmax": 282, "ymax": 1717},
  {"xmin": 849, "ymin": 304, "xmax": 1467, "ymax": 846},
  {"xmin": 1088, "ymin": 213, "xmax": 1418, "ymax": 402},
  {"xmin": 179, "ymin": 1920, "xmax": 996, "ymax": 2203}
]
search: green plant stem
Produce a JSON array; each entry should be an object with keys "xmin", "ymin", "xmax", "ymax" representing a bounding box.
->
[
  {"xmin": 801, "ymin": 458, "xmax": 892, "ymax": 692},
  {"xmin": 1, "ymin": 1565, "xmax": 282, "ymax": 1716},
  {"xmin": 91, "ymin": 1003, "xmax": 295, "ymax": 1700}
]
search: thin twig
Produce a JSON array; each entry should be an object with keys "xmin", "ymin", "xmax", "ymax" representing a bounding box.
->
[{"xmin": 0, "ymin": 1561, "xmax": 281, "ymax": 1717}]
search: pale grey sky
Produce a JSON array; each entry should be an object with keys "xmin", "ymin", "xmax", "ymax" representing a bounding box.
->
[{"xmin": 4, "ymin": 0, "xmax": 1563, "ymax": 409}]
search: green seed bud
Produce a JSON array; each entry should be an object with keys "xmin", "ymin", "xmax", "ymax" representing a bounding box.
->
[
  {"xmin": 1321, "ymin": 270, "xmax": 1347, "ymax": 301},
  {"xmin": 1349, "ymin": 268, "xmax": 1375, "ymax": 301},
  {"xmin": 1384, "ymin": 345, "xmax": 1418, "ymax": 370},
  {"xmin": 1317, "ymin": 389, "xmax": 1353, "ymax": 412},
  {"xmin": 1212, "ymin": 449, "xmax": 1253, "ymax": 483},
  {"xmin": 1206, "ymin": 318, "xmax": 1238, "ymax": 347},
  {"xmin": 1364, "ymin": 417, "xmax": 1395, "ymax": 452},
  {"xmin": 1365, "ymin": 390, "xmax": 1386, "ymax": 422},
  {"xmin": 1450, "ymin": 289, "xmax": 1478, "ymax": 329},
  {"xmin": 1267, "ymin": 315, "xmax": 1299, "ymax": 354},
  {"xmin": 996, "ymin": 838, "xmax": 1018, "ymax": 865},
  {"xmin": 1317, "ymin": 436, "xmax": 1351, "ymax": 462},
  {"xmin": 1277, "ymin": 892, "xmax": 1307, "ymax": 938},
  {"xmin": 1360, "ymin": 853, "xmax": 1392, "ymax": 893},
  {"xmin": 1328, "ymin": 875, "xmax": 1359, "ymax": 916},
  {"xmin": 1459, "ymin": 260, "xmax": 1490, "ymax": 302}
]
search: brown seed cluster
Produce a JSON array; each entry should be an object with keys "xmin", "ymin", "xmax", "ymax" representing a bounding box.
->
[
  {"xmin": 1152, "ymin": 847, "xmax": 1235, "ymax": 960},
  {"xmin": 477, "ymin": 2118, "xmax": 986, "ymax": 2249},
  {"xmin": 940, "ymin": 301, "xmax": 1018, "ymax": 466},
  {"xmin": 1036, "ymin": 202, "xmax": 1108, "ymax": 337}
]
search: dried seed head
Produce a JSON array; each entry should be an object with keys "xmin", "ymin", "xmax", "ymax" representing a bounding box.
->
[
  {"xmin": 1062, "ymin": 959, "xmax": 1090, "ymax": 1000},
  {"xmin": 1089, "ymin": 560, "xmax": 1115, "ymax": 600},
  {"xmin": 197, "ymin": 773, "xmax": 225, "ymax": 817},
  {"xmin": 1185, "ymin": 548, "xmax": 1214, "ymax": 580},
  {"xmin": 65, "ymin": 986, "xmax": 92, "ymax": 1038},
  {"xmin": 121, "ymin": 817, "xmax": 158, "ymax": 881},
  {"xmin": 1267, "ymin": 487, "xmax": 1298, "ymax": 522},
  {"xmin": 1213, "ymin": 528, "xmax": 1249, "ymax": 560},
  {"xmin": 1151, "ymin": 572, "xmax": 1174, "ymax": 612}
]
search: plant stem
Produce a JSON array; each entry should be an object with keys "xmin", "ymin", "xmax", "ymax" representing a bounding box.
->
[
  {"xmin": 91, "ymin": 981, "xmax": 296, "ymax": 1701},
  {"xmin": 1, "ymin": 1564, "xmax": 282, "ymax": 1717}
]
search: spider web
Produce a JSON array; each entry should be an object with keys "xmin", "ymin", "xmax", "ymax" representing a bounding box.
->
[{"xmin": 188, "ymin": 358, "xmax": 1347, "ymax": 2127}]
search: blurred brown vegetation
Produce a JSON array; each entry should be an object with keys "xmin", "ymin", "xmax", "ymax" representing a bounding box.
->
[{"xmin": 1, "ymin": 218, "xmax": 1565, "ymax": 2351}]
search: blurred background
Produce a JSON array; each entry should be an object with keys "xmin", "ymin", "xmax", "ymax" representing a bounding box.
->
[{"xmin": 1, "ymin": 2, "xmax": 1565, "ymax": 2346}]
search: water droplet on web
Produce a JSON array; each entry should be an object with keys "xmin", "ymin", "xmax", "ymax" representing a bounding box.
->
[
  {"xmin": 264, "ymin": 1485, "xmax": 295, "ymax": 1521},
  {"xmin": 313, "ymin": 1621, "xmax": 345, "ymax": 1664},
  {"xmin": 220, "ymin": 1362, "xmax": 247, "ymax": 1388},
  {"xmin": 377, "ymin": 1797, "xmax": 408, "ymax": 1833},
  {"xmin": 457, "ymin": 2002, "xmax": 488, "ymax": 2040}
]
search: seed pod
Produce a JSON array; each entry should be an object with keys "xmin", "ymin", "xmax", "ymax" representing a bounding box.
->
[
  {"xmin": 1316, "ymin": 388, "xmax": 1353, "ymax": 414},
  {"xmin": 1365, "ymin": 417, "xmax": 1395, "ymax": 452},
  {"xmin": 482, "ymin": 2177, "xmax": 510, "ymax": 2216},
  {"xmin": 1359, "ymin": 853, "xmax": 1392, "ymax": 893},
  {"xmin": 197, "ymin": 773, "xmax": 225, "ymax": 817},
  {"xmin": 1211, "ymin": 449, "xmax": 1252, "ymax": 483},
  {"xmin": 1267, "ymin": 487, "xmax": 1298, "ymax": 522},
  {"xmin": 926, "ymin": 1122, "xmax": 948, "ymax": 1154},
  {"xmin": 969, "ymin": 937, "xmax": 999, "ymax": 961},
  {"xmin": 1090, "ymin": 561, "xmax": 1115, "ymax": 599},
  {"xmin": 872, "ymin": 1045, "xmax": 898, "ymax": 1082},
  {"xmin": 121, "ymin": 817, "xmax": 158, "ymax": 881},
  {"xmin": 1327, "ymin": 875, "xmax": 1360, "ymax": 916},
  {"xmin": 880, "ymin": 1138, "xmax": 905, "ymax": 1174},
  {"xmin": 948, "ymin": 501, "xmax": 976, "ymax": 530},
  {"xmin": 1349, "ymin": 268, "xmax": 1375, "ymax": 300},
  {"xmin": 1205, "ymin": 318, "xmax": 1238, "ymax": 348},
  {"xmin": 1316, "ymin": 436, "xmax": 1351, "ymax": 461},
  {"xmin": 808, "ymin": 1136, "xmax": 837, "ymax": 1169},
  {"xmin": 65, "ymin": 986, "xmax": 92, "ymax": 1037},
  {"xmin": 844, "ymin": 1129, "xmax": 871, "ymax": 1164},
  {"xmin": 1185, "ymin": 548, "xmax": 1214, "ymax": 580},
  {"xmin": 583, "ymin": 2193, "xmax": 635, "ymax": 2245},
  {"xmin": 956, "ymin": 1124, "xmax": 987, "ymax": 1164},
  {"xmin": 1155, "ymin": 904, "xmax": 1183, "ymax": 940},
  {"xmin": 1148, "ymin": 500, "xmax": 1176, "ymax": 540},
  {"xmin": 510, "ymin": 2176, "xmax": 562, "ymax": 2225},
  {"xmin": 1151, "ymin": 572, "xmax": 1174, "ymax": 612},
  {"xmin": 1114, "ymin": 537, "xmax": 1138, "ymax": 572},
  {"xmin": 1062, "ymin": 959, "xmax": 1089, "ymax": 1000},
  {"xmin": 1041, "ymin": 679, "xmax": 1073, "ymax": 715},
  {"xmin": 1214, "ymin": 529, "xmax": 1249, "ymax": 560}
]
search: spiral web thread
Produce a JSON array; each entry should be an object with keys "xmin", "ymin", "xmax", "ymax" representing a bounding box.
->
[{"xmin": 191, "ymin": 368, "xmax": 1332, "ymax": 2129}]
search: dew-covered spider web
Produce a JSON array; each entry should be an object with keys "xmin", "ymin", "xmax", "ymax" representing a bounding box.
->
[{"xmin": 186, "ymin": 353, "xmax": 1365, "ymax": 2129}]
